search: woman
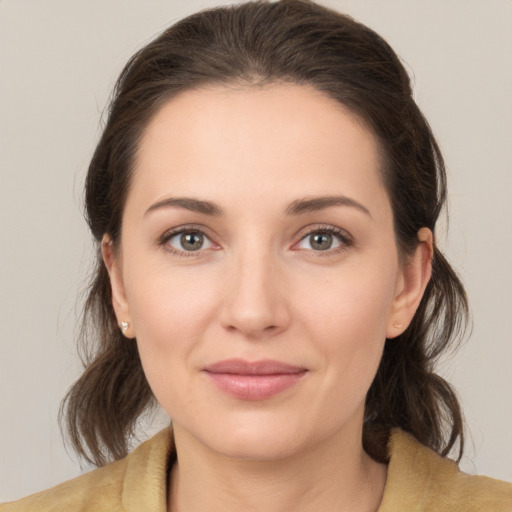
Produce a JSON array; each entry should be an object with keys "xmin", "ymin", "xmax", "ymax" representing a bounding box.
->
[{"xmin": 2, "ymin": 0, "xmax": 511, "ymax": 510}]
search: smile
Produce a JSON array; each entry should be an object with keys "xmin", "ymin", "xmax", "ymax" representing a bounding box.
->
[{"xmin": 202, "ymin": 359, "xmax": 308, "ymax": 400}]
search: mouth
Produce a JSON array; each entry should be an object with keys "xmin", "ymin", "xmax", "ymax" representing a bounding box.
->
[{"xmin": 202, "ymin": 359, "xmax": 308, "ymax": 401}]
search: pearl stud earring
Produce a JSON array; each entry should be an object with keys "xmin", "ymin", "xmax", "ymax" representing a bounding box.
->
[{"xmin": 120, "ymin": 321, "xmax": 130, "ymax": 334}]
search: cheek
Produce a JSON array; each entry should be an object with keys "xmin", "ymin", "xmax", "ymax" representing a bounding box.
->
[
  {"xmin": 295, "ymin": 260, "xmax": 397, "ymax": 387},
  {"xmin": 123, "ymin": 262, "xmax": 221, "ymax": 399},
  {"xmin": 297, "ymin": 261, "xmax": 397, "ymax": 342},
  {"xmin": 127, "ymin": 259, "xmax": 220, "ymax": 337}
]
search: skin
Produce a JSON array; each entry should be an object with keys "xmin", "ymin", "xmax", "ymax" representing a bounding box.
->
[{"xmin": 103, "ymin": 83, "xmax": 432, "ymax": 512}]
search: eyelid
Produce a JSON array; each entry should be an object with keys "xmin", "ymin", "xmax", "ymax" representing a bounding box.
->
[
  {"xmin": 157, "ymin": 223, "xmax": 353, "ymax": 257},
  {"xmin": 158, "ymin": 224, "xmax": 219, "ymax": 256},
  {"xmin": 292, "ymin": 224, "xmax": 354, "ymax": 254}
]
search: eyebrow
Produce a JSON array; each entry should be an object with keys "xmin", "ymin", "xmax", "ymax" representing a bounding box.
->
[
  {"xmin": 285, "ymin": 195, "xmax": 372, "ymax": 218},
  {"xmin": 144, "ymin": 194, "xmax": 371, "ymax": 218},
  {"xmin": 144, "ymin": 197, "xmax": 223, "ymax": 217}
]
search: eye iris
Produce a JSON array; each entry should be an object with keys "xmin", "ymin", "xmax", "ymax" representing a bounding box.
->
[
  {"xmin": 310, "ymin": 232, "xmax": 333, "ymax": 250},
  {"xmin": 181, "ymin": 232, "xmax": 204, "ymax": 251}
]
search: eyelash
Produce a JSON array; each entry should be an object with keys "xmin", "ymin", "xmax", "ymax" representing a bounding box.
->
[
  {"xmin": 158, "ymin": 224, "xmax": 215, "ymax": 258},
  {"xmin": 157, "ymin": 224, "xmax": 353, "ymax": 258},
  {"xmin": 296, "ymin": 225, "xmax": 354, "ymax": 256}
]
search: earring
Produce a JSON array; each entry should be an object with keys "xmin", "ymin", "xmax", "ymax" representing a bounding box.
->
[
  {"xmin": 120, "ymin": 321, "xmax": 130, "ymax": 334},
  {"xmin": 393, "ymin": 322, "xmax": 404, "ymax": 329}
]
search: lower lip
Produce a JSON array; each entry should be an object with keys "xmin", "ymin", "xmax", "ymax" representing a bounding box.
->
[{"xmin": 204, "ymin": 371, "xmax": 307, "ymax": 400}]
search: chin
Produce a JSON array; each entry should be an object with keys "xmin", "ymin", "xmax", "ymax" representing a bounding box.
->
[
  {"xmin": 211, "ymin": 428, "xmax": 306, "ymax": 461},
  {"xmin": 178, "ymin": 410, "xmax": 311, "ymax": 461}
]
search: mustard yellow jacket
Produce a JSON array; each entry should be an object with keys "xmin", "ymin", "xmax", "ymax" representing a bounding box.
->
[{"xmin": 2, "ymin": 428, "xmax": 511, "ymax": 511}]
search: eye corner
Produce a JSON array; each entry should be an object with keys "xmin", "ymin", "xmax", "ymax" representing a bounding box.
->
[
  {"xmin": 157, "ymin": 224, "xmax": 219, "ymax": 257},
  {"xmin": 292, "ymin": 224, "xmax": 354, "ymax": 255}
]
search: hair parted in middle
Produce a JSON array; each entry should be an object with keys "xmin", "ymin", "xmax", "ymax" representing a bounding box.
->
[{"xmin": 61, "ymin": 0, "xmax": 468, "ymax": 467}]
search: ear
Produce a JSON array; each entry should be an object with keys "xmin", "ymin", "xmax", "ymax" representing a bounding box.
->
[
  {"xmin": 386, "ymin": 227, "xmax": 433, "ymax": 339},
  {"xmin": 101, "ymin": 235, "xmax": 135, "ymax": 338}
]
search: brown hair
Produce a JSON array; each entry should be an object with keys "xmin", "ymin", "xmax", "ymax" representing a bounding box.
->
[{"xmin": 61, "ymin": 0, "xmax": 468, "ymax": 467}]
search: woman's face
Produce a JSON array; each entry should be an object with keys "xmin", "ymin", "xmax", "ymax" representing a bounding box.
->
[{"xmin": 106, "ymin": 83, "xmax": 429, "ymax": 460}]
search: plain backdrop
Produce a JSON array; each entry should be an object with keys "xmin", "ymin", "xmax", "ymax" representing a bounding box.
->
[{"xmin": 1, "ymin": 0, "xmax": 511, "ymax": 501}]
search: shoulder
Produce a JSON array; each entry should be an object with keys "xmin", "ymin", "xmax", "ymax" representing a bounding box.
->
[
  {"xmin": 379, "ymin": 429, "xmax": 512, "ymax": 512},
  {"xmin": 0, "ymin": 428, "xmax": 173, "ymax": 512},
  {"xmin": 0, "ymin": 458, "xmax": 127, "ymax": 512}
]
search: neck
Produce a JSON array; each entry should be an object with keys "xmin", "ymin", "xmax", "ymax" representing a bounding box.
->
[{"xmin": 168, "ymin": 422, "xmax": 387, "ymax": 512}]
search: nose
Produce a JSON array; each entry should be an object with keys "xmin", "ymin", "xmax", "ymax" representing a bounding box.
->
[{"xmin": 219, "ymin": 248, "xmax": 291, "ymax": 339}]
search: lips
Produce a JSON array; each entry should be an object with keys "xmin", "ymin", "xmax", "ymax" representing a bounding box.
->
[{"xmin": 203, "ymin": 359, "xmax": 307, "ymax": 400}]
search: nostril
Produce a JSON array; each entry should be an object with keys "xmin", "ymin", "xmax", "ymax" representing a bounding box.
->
[{"xmin": 218, "ymin": 277, "xmax": 291, "ymax": 337}]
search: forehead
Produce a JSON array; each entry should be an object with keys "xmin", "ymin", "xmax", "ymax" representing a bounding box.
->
[{"xmin": 130, "ymin": 83, "xmax": 389, "ymax": 218}]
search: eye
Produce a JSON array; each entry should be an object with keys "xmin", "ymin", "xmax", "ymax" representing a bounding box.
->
[
  {"xmin": 294, "ymin": 227, "xmax": 352, "ymax": 253},
  {"xmin": 165, "ymin": 230, "xmax": 214, "ymax": 253},
  {"xmin": 298, "ymin": 231, "xmax": 341, "ymax": 251}
]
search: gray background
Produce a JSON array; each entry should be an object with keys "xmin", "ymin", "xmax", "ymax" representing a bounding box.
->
[{"xmin": 1, "ymin": 0, "xmax": 511, "ymax": 501}]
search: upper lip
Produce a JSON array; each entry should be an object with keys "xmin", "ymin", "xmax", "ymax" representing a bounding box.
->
[{"xmin": 203, "ymin": 359, "xmax": 307, "ymax": 375}]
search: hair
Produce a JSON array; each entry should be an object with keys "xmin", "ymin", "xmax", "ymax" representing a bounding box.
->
[{"xmin": 61, "ymin": 0, "xmax": 468, "ymax": 467}]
